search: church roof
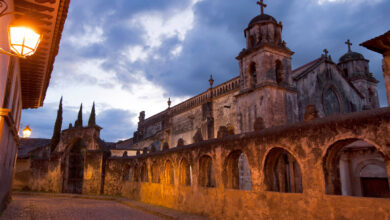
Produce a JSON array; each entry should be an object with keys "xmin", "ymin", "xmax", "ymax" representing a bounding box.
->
[
  {"xmin": 338, "ymin": 51, "xmax": 365, "ymax": 63},
  {"xmin": 248, "ymin": 14, "xmax": 277, "ymax": 27},
  {"xmin": 18, "ymin": 138, "xmax": 51, "ymax": 159}
]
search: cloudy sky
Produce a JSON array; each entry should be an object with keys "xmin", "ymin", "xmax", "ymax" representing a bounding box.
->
[{"xmin": 21, "ymin": 0, "xmax": 390, "ymax": 142}]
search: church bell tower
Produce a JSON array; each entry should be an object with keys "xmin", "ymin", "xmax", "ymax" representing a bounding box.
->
[{"xmin": 236, "ymin": 1, "xmax": 298, "ymax": 132}]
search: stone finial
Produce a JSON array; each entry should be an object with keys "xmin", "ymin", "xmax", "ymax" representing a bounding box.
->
[
  {"xmin": 193, "ymin": 128, "xmax": 203, "ymax": 143},
  {"xmin": 217, "ymin": 126, "xmax": 229, "ymax": 138},
  {"xmin": 139, "ymin": 111, "xmax": 145, "ymax": 122},
  {"xmin": 177, "ymin": 138, "xmax": 185, "ymax": 148},
  {"xmin": 254, "ymin": 117, "xmax": 265, "ymax": 131},
  {"xmin": 304, "ymin": 105, "xmax": 319, "ymax": 121},
  {"xmin": 162, "ymin": 142, "xmax": 169, "ymax": 151},
  {"xmin": 323, "ymin": 49, "xmax": 329, "ymax": 58},
  {"xmin": 226, "ymin": 123, "xmax": 235, "ymax": 135},
  {"xmin": 136, "ymin": 149, "xmax": 140, "ymax": 156},
  {"xmin": 122, "ymin": 151, "xmax": 128, "ymax": 157},
  {"xmin": 68, "ymin": 123, "xmax": 73, "ymax": 129},
  {"xmin": 209, "ymin": 75, "xmax": 214, "ymax": 88},
  {"xmin": 167, "ymin": 98, "xmax": 171, "ymax": 108}
]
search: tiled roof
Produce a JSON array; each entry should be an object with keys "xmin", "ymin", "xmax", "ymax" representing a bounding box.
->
[{"xmin": 18, "ymin": 138, "xmax": 50, "ymax": 158}]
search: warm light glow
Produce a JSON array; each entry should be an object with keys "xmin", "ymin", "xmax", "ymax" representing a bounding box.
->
[
  {"xmin": 22, "ymin": 125, "xmax": 32, "ymax": 138},
  {"xmin": 9, "ymin": 26, "xmax": 41, "ymax": 57}
]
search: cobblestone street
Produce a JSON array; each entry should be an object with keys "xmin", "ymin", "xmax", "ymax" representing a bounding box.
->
[{"xmin": 0, "ymin": 194, "xmax": 163, "ymax": 220}]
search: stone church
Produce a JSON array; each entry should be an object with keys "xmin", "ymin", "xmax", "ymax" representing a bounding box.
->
[
  {"xmin": 13, "ymin": 2, "xmax": 390, "ymax": 219},
  {"xmin": 128, "ymin": 6, "xmax": 379, "ymax": 152}
]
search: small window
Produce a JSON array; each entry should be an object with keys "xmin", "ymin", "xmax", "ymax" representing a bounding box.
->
[
  {"xmin": 343, "ymin": 68, "xmax": 348, "ymax": 78},
  {"xmin": 249, "ymin": 62, "xmax": 257, "ymax": 88},
  {"xmin": 275, "ymin": 60, "xmax": 283, "ymax": 84}
]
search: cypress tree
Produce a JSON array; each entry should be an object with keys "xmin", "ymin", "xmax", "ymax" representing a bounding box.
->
[
  {"xmin": 88, "ymin": 102, "xmax": 96, "ymax": 127},
  {"xmin": 50, "ymin": 97, "xmax": 63, "ymax": 153},
  {"xmin": 74, "ymin": 103, "xmax": 83, "ymax": 128}
]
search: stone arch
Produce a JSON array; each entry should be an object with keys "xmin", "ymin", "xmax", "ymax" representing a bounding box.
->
[
  {"xmin": 322, "ymin": 85, "xmax": 342, "ymax": 116},
  {"xmin": 198, "ymin": 155, "xmax": 216, "ymax": 188},
  {"xmin": 223, "ymin": 150, "xmax": 252, "ymax": 190},
  {"xmin": 264, "ymin": 147, "xmax": 303, "ymax": 193},
  {"xmin": 179, "ymin": 157, "xmax": 192, "ymax": 186},
  {"xmin": 140, "ymin": 162, "xmax": 148, "ymax": 182},
  {"xmin": 249, "ymin": 35, "xmax": 255, "ymax": 48},
  {"xmin": 132, "ymin": 164, "xmax": 139, "ymax": 182},
  {"xmin": 164, "ymin": 160, "xmax": 174, "ymax": 185},
  {"xmin": 151, "ymin": 162, "xmax": 160, "ymax": 183},
  {"xmin": 249, "ymin": 62, "xmax": 257, "ymax": 88},
  {"xmin": 63, "ymin": 138, "xmax": 86, "ymax": 194},
  {"xmin": 323, "ymin": 138, "xmax": 389, "ymax": 197}
]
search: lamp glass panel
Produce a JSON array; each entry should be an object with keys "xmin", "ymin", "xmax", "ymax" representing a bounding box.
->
[
  {"xmin": 24, "ymin": 29, "xmax": 40, "ymax": 49},
  {"xmin": 11, "ymin": 45, "xmax": 22, "ymax": 55},
  {"xmin": 9, "ymin": 26, "xmax": 41, "ymax": 56}
]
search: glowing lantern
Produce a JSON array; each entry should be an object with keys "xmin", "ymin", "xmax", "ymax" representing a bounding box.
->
[
  {"xmin": 8, "ymin": 26, "xmax": 41, "ymax": 57},
  {"xmin": 22, "ymin": 125, "xmax": 32, "ymax": 138}
]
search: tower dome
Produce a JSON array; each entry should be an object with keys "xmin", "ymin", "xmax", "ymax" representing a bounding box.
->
[
  {"xmin": 338, "ymin": 39, "xmax": 365, "ymax": 63},
  {"xmin": 339, "ymin": 51, "xmax": 365, "ymax": 63},
  {"xmin": 248, "ymin": 13, "xmax": 277, "ymax": 27}
]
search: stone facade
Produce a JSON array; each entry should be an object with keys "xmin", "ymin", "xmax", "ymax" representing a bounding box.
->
[
  {"xmin": 12, "ymin": 6, "xmax": 390, "ymax": 220},
  {"xmin": 103, "ymin": 108, "xmax": 390, "ymax": 219},
  {"xmin": 128, "ymin": 11, "xmax": 379, "ymax": 153}
]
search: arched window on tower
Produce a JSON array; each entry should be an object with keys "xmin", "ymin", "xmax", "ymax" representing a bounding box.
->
[
  {"xmin": 249, "ymin": 35, "xmax": 255, "ymax": 48},
  {"xmin": 249, "ymin": 62, "xmax": 257, "ymax": 88},
  {"xmin": 275, "ymin": 60, "xmax": 283, "ymax": 85},
  {"xmin": 343, "ymin": 68, "xmax": 349, "ymax": 78}
]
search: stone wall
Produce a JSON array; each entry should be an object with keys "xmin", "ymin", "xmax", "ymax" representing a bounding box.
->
[{"xmin": 104, "ymin": 108, "xmax": 390, "ymax": 219}]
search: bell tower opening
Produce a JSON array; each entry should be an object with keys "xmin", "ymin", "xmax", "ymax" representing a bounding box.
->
[{"xmin": 249, "ymin": 62, "xmax": 257, "ymax": 88}]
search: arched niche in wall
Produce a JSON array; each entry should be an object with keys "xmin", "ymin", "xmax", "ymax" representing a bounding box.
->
[
  {"xmin": 165, "ymin": 160, "xmax": 174, "ymax": 185},
  {"xmin": 140, "ymin": 163, "xmax": 148, "ymax": 182},
  {"xmin": 264, "ymin": 148, "xmax": 303, "ymax": 193},
  {"xmin": 323, "ymin": 139, "xmax": 390, "ymax": 198},
  {"xmin": 199, "ymin": 155, "xmax": 216, "ymax": 188},
  {"xmin": 223, "ymin": 150, "xmax": 252, "ymax": 190},
  {"xmin": 179, "ymin": 158, "xmax": 192, "ymax": 186},
  {"xmin": 151, "ymin": 162, "xmax": 160, "ymax": 183},
  {"xmin": 322, "ymin": 86, "xmax": 342, "ymax": 116}
]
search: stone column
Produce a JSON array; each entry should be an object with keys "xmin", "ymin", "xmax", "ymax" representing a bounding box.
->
[{"xmin": 383, "ymin": 52, "xmax": 390, "ymax": 106}]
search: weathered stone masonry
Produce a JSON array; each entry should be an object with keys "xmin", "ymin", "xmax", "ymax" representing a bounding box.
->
[{"xmin": 104, "ymin": 108, "xmax": 390, "ymax": 219}]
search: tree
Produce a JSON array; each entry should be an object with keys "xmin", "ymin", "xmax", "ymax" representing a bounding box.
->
[
  {"xmin": 50, "ymin": 97, "xmax": 62, "ymax": 153},
  {"xmin": 88, "ymin": 102, "xmax": 96, "ymax": 127},
  {"xmin": 74, "ymin": 104, "xmax": 83, "ymax": 128}
]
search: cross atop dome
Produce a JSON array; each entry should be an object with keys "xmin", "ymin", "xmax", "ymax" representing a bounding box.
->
[
  {"xmin": 257, "ymin": 0, "xmax": 267, "ymax": 15},
  {"xmin": 345, "ymin": 39, "xmax": 352, "ymax": 52}
]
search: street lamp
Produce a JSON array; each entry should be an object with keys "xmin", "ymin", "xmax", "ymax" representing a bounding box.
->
[
  {"xmin": 22, "ymin": 125, "xmax": 31, "ymax": 138},
  {"xmin": 0, "ymin": 5, "xmax": 42, "ymax": 58}
]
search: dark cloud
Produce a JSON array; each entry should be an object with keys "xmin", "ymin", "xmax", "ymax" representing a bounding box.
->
[
  {"xmin": 96, "ymin": 108, "xmax": 137, "ymax": 141},
  {"xmin": 21, "ymin": 0, "xmax": 390, "ymax": 142}
]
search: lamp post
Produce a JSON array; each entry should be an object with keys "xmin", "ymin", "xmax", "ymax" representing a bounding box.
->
[{"xmin": 0, "ymin": 1, "xmax": 42, "ymax": 58}]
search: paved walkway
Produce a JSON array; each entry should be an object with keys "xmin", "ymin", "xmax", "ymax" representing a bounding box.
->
[{"xmin": 0, "ymin": 193, "xmax": 208, "ymax": 220}]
